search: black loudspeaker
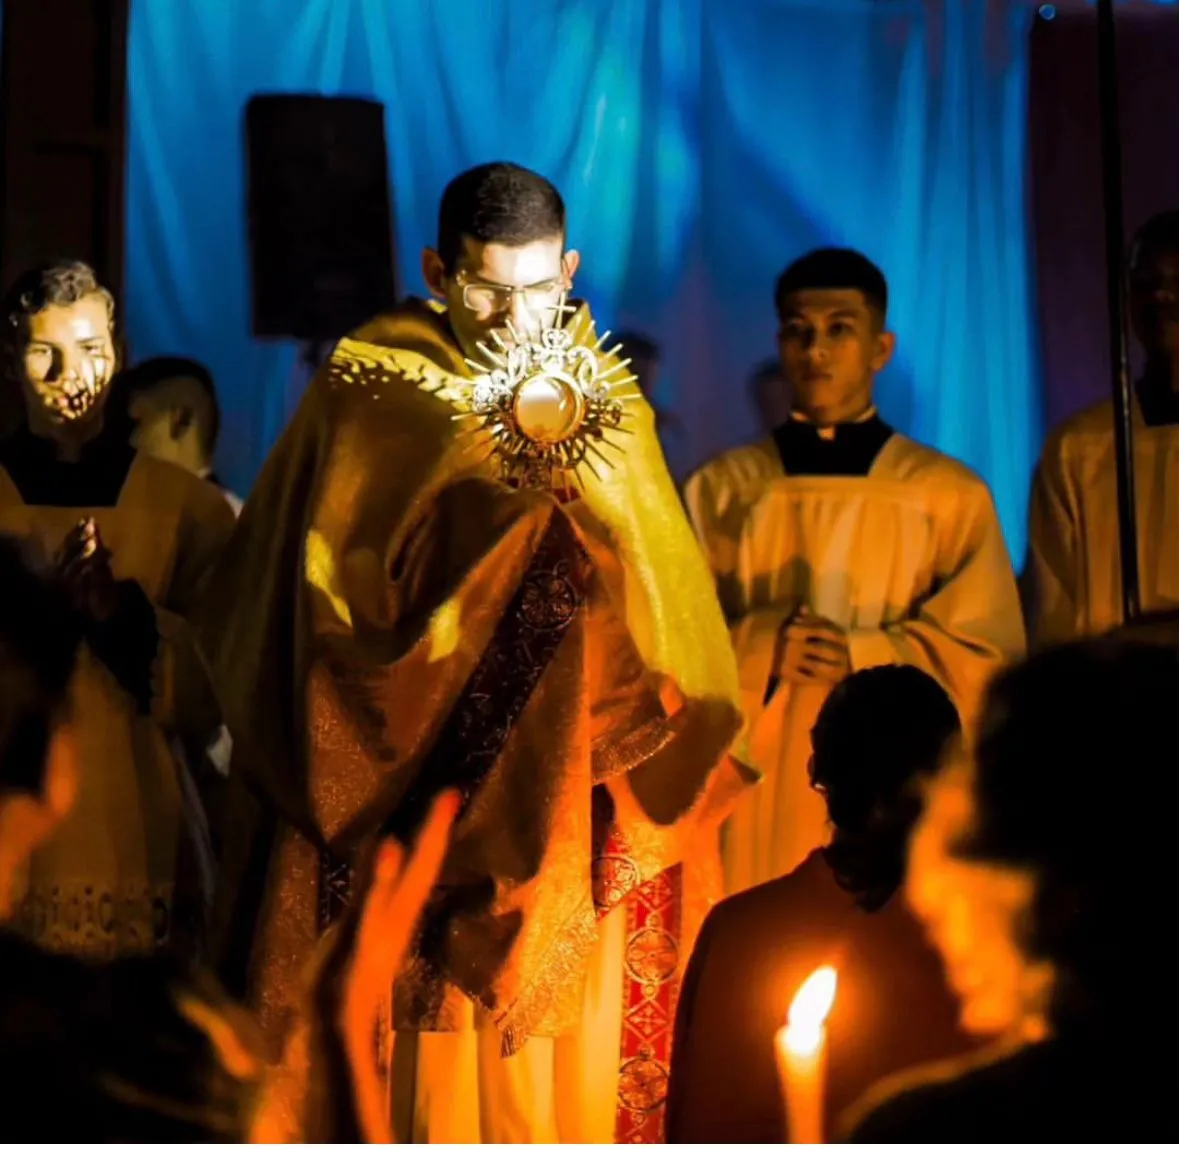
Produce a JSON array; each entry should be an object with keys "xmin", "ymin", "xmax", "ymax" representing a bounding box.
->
[{"xmin": 245, "ymin": 94, "xmax": 398, "ymax": 342}]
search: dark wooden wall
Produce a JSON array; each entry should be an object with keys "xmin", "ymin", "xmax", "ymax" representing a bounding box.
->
[
  {"xmin": 0, "ymin": 0, "xmax": 129, "ymax": 301},
  {"xmin": 0, "ymin": 0, "xmax": 128, "ymax": 434},
  {"xmin": 1029, "ymin": 7, "xmax": 1179, "ymax": 434}
]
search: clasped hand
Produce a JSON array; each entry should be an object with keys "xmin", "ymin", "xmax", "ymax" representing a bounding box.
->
[
  {"xmin": 775, "ymin": 605, "xmax": 850, "ymax": 684},
  {"xmin": 55, "ymin": 517, "xmax": 118, "ymax": 621}
]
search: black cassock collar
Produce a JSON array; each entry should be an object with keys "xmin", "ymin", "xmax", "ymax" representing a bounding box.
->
[{"xmin": 772, "ymin": 409, "xmax": 894, "ymax": 477}]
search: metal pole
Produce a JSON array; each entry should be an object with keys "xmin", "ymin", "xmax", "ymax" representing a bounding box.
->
[{"xmin": 1096, "ymin": 0, "xmax": 1141, "ymax": 623}]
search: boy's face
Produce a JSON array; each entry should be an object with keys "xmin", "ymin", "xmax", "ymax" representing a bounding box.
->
[
  {"xmin": 19, "ymin": 294, "xmax": 116, "ymax": 431},
  {"xmin": 777, "ymin": 288, "xmax": 894, "ymax": 426}
]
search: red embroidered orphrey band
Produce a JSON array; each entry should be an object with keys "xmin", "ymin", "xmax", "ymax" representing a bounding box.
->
[{"xmin": 614, "ymin": 858, "xmax": 684, "ymax": 1144}]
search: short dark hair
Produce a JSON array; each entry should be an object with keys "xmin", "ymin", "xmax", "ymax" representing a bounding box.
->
[
  {"xmin": 117, "ymin": 356, "xmax": 221, "ymax": 459},
  {"xmin": 1129, "ymin": 210, "xmax": 1179, "ymax": 271},
  {"xmin": 811, "ymin": 666, "xmax": 960, "ymax": 833},
  {"xmin": 775, "ymin": 248, "xmax": 888, "ymax": 321},
  {"xmin": 436, "ymin": 162, "xmax": 566, "ymax": 273},
  {"xmin": 0, "ymin": 534, "xmax": 82, "ymax": 796},
  {"xmin": 812, "ymin": 667, "xmax": 959, "ymax": 909},
  {"xmin": 2, "ymin": 260, "xmax": 116, "ymax": 384}
]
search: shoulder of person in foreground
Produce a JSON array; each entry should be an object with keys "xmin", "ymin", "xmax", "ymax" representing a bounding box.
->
[
  {"xmin": 840, "ymin": 1038, "xmax": 1019, "ymax": 1143},
  {"xmin": 0, "ymin": 930, "xmax": 264, "ymax": 1142},
  {"xmin": 675, "ymin": 854, "xmax": 834, "ymax": 1026}
]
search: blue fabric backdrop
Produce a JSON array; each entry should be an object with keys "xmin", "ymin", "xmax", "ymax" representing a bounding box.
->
[{"xmin": 125, "ymin": 0, "xmax": 1041, "ymax": 558}]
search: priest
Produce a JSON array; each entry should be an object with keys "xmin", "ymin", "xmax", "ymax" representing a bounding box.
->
[
  {"xmin": 685, "ymin": 249, "xmax": 1024, "ymax": 893},
  {"xmin": 197, "ymin": 162, "xmax": 751, "ymax": 1143}
]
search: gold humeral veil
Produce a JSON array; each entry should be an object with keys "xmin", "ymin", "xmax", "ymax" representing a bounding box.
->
[{"xmin": 196, "ymin": 299, "xmax": 752, "ymax": 1069}]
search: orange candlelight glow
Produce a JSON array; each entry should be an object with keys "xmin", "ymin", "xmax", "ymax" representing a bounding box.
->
[
  {"xmin": 776, "ymin": 965, "xmax": 838, "ymax": 1144},
  {"xmin": 784, "ymin": 965, "xmax": 838, "ymax": 1055}
]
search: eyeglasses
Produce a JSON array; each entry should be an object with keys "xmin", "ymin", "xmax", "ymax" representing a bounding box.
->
[{"xmin": 454, "ymin": 272, "xmax": 569, "ymax": 319}]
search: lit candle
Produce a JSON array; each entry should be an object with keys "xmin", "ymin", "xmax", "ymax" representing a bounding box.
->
[{"xmin": 775, "ymin": 965, "xmax": 838, "ymax": 1145}]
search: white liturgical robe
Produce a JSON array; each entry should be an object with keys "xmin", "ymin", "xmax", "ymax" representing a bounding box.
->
[
  {"xmin": 686, "ymin": 431, "xmax": 1025, "ymax": 894},
  {"xmin": 1024, "ymin": 397, "xmax": 1179, "ymax": 647}
]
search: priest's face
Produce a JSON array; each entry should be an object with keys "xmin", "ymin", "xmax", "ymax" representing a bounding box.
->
[
  {"xmin": 19, "ymin": 294, "xmax": 116, "ymax": 434},
  {"xmin": 1129, "ymin": 243, "xmax": 1179, "ymax": 360},
  {"xmin": 423, "ymin": 235, "xmax": 580, "ymax": 362},
  {"xmin": 777, "ymin": 289, "xmax": 895, "ymax": 426},
  {"xmin": 906, "ymin": 755, "xmax": 1050, "ymax": 1040}
]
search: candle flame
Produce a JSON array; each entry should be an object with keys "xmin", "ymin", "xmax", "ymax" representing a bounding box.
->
[{"xmin": 784, "ymin": 966, "xmax": 838, "ymax": 1056}]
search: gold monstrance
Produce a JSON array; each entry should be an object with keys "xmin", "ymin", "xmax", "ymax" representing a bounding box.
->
[{"xmin": 459, "ymin": 296, "xmax": 637, "ymax": 492}]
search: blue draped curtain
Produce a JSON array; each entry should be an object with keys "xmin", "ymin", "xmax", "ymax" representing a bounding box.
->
[{"xmin": 126, "ymin": 0, "xmax": 1040, "ymax": 557}]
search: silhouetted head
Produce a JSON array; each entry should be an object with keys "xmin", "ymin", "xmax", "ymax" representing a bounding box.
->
[
  {"xmin": 810, "ymin": 665, "xmax": 960, "ymax": 910},
  {"xmin": 910, "ymin": 639, "xmax": 1179, "ymax": 1038}
]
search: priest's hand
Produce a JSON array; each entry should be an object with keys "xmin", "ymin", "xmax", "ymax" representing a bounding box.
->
[
  {"xmin": 56, "ymin": 517, "xmax": 118, "ymax": 622},
  {"xmin": 778, "ymin": 607, "xmax": 850, "ymax": 684}
]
